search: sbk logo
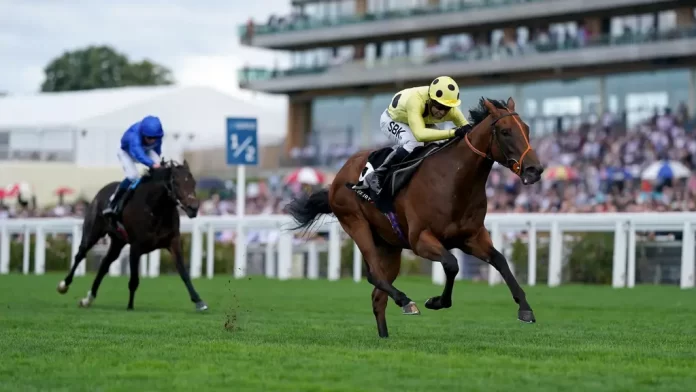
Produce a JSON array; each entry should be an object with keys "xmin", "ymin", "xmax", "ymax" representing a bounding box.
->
[{"xmin": 388, "ymin": 122, "xmax": 405, "ymax": 140}]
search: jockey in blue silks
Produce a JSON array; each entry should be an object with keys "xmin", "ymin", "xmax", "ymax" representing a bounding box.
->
[{"xmin": 102, "ymin": 115, "xmax": 164, "ymax": 218}]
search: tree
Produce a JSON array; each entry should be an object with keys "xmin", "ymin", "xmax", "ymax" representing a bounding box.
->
[{"xmin": 40, "ymin": 45, "xmax": 175, "ymax": 92}]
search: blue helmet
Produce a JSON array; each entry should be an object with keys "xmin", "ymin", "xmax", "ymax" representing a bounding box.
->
[{"xmin": 139, "ymin": 115, "xmax": 164, "ymax": 138}]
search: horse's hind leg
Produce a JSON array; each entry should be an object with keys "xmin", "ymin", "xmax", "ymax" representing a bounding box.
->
[
  {"xmin": 340, "ymin": 217, "xmax": 417, "ymax": 315},
  {"xmin": 126, "ymin": 247, "xmax": 141, "ymax": 310},
  {"xmin": 58, "ymin": 219, "xmax": 107, "ymax": 294},
  {"xmin": 465, "ymin": 228, "xmax": 535, "ymax": 323},
  {"xmin": 369, "ymin": 244, "xmax": 402, "ymax": 338},
  {"xmin": 79, "ymin": 236, "xmax": 126, "ymax": 308},
  {"xmin": 412, "ymin": 230, "xmax": 459, "ymax": 311}
]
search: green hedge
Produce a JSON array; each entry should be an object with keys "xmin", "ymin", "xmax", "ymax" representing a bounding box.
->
[
  {"xmin": 510, "ymin": 232, "xmax": 614, "ymax": 285},
  {"xmin": 6, "ymin": 234, "xmax": 236, "ymax": 276},
  {"xmin": 6, "ymin": 232, "xmax": 615, "ymax": 283},
  {"xmin": 338, "ymin": 240, "xmax": 423, "ymax": 277}
]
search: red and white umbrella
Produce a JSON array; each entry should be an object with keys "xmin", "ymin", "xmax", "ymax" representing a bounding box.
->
[
  {"xmin": 284, "ymin": 167, "xmax": 325, "ymax": 185},
  {"xmin": 3, "ymin": 182, "xmax": 32, "ymax": 198},
  {"xmin": 55, "ymin": 186, "xmax": 75, "ymax": 195},
  {"xmin": 542, "ymin": 165, "xmax": 578, "ymax": 181}
]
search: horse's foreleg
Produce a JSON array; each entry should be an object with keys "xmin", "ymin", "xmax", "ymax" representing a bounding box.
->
[
  {"xmin": 464, "ymin": 228, "xmax": 535, "ymax": 323},
  {"xmin": 169, "ymin": 235, "xmax": 208, "ymax": 312},
  {"xmin": 412, "ymin": 230, "xmax": 458, "ymax": 310}
]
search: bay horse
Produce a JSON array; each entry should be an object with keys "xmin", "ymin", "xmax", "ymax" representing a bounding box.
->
[
  {"xmin": 56, "ymin": 160, "xmax": 208, "ymax": 312},
  {"xmin": 286, "ymin": 97, "xmax": 543, "ymax": 338}
]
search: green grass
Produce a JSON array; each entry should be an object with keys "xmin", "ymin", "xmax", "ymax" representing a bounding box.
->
[{"xmin": 0, "ymin": 274, "xmax": 695, "ymax": 392}]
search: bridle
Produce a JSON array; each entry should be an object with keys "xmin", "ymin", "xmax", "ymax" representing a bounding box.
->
[
  {"xmin": 464, "ymin": 108, "xmax": 533, "ymax": 176},
  {"xmin": 157, "ymin": 166, "xmax": 187, "ymax": 209}
]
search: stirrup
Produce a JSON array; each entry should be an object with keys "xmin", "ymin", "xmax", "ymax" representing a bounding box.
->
[{"xmin": 103, "ymin": 199, "xmax": 119, "ymax": 215}]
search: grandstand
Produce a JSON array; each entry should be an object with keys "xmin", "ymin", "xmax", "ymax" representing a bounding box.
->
[
  {"xmin": 238, "ymin": 0, "xmax": 696, "ymax": 169},
  {"xmin": 231, "ymin": 0, "xmax": 696, "ymax": 284}
]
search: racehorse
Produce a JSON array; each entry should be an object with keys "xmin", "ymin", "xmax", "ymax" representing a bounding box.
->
[
  {"xmin": 286, "ymin": 97, "xmax": 543, "ymax": 338},
  {"xmin": 56, "ymin": 160, "xmax": 208, "ymax": 312}
]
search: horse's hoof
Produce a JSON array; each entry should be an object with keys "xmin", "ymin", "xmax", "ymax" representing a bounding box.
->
[
  {"xmin": 79, "ymin": 291, "xmax": 94, "ymax": 308},
  {"xmin": 127, "ymin": 307, "xmax": 134, "ymax": 311},
  {"xmin": 424, "ymin": 296, "xmax": 451, "ymax": 310},
  {"xmin": 518, "ymin": 309, "xmax": 536, "ymax": 323},
  {"xmin": 195, "ymin": 301, "xmax": 209, "ymax": 312},
  {"xmin": 401, "ymin": 301, "xmax": 421, "ymax": 315},
  {"xmin": 57, "ymin": 281, "xmax": 68, "ymax": 294}
]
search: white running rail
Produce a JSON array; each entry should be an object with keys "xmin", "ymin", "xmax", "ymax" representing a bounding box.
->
[{"xmin": 0, "ymin": 212, "xmax": 694, "ymax": 289}]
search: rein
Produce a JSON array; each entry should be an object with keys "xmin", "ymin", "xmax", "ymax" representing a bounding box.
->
[
  {"xmin": 150, "ymin": 168, "xmax": 184, "ymax": 209},
  {"xmin": 464, "ymin": 109, "xmax": 533, "ymax": 176}
]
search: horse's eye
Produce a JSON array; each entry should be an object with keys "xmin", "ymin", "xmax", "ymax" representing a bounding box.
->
[{"xmin": 501, "ymin": 128, "xmax": 511, "ymax": 136}]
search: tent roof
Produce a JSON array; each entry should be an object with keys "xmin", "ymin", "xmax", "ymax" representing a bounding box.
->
[
  {"xmin": 0, "ymin": 85, "xmax": 287, "ymax": 146},
  {"xmin": 0, "ymin": 86, "xmax": 176, "ymax": 128}
]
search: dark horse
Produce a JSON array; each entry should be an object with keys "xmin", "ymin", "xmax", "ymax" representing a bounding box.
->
[
  {"xmin": 286, "ymin": 97, "xmax": 544, "ymax": 337},
  {"xmin": 56, "ymin": 159, "xmax": 208, "ymax": 312}
]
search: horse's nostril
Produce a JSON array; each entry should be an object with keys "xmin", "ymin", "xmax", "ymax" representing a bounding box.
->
[{"xmin": 525, "ymin": 165, "xmax": 542, "ymax": 176}]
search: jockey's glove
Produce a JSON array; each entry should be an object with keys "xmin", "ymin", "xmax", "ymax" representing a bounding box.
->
[{"xmin": 454, "ymin": 124, "xmax": 473, "ymax": 138}]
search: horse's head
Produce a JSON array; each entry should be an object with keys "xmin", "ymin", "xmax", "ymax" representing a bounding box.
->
[
  {"xmin": 470, "ymin": 97, "xmax": 544, "ymax": 185},
  {"xmin": 150, "ymin": 160, "xmax": 199, "ymax": 218}
]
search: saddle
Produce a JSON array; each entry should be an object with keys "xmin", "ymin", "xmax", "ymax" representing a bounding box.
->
[
  {"xmin": 346, "ymin": 138, "xmax": 457, "ymax": 213},
  {"xmin": 107, "ymin": 183, "xmax": 140, "ymax": 242}
]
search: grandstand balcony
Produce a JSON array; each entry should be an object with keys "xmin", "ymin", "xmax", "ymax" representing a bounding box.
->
[
  {"xmin": 239, "ymin": 0, "xmax": 693, "ymax": 50},
  {"xmin": 239, "ymin": 26, "xmax": 696, "ymax": 94}
]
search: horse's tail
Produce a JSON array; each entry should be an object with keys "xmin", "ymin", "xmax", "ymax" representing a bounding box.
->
[{"xmin": 285, "ymin": 189, "xmax": 332, "ymax": 231}]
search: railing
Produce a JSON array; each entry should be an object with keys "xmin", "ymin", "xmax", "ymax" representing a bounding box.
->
[
  {"xmin": 0, "ymin": 215, "xmax": 356, "ymax": 282},
  {"xmin": 0, "ymin": 213, "xmax": 694, "ymax": 289},
  {"xmin": 238, "ymin": 0, "xmax": 551, "ymax": 38},
  {"xmin": 238, "ymin": 26, "xmax": 696, "ymax": 84}
]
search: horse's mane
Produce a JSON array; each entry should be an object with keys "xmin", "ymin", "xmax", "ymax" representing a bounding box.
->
[
  {"xmin": 467, "ymin": 97, "xmax": 508, "ymax": 127},
  {"xmin": 143, "ymin": 159, "xmax": 184, "ymax": 183}
]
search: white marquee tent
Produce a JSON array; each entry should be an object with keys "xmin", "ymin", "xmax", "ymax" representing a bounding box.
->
[{"xmin": 0, "ymin": 85, "xmax": 288, "ymax": 167}]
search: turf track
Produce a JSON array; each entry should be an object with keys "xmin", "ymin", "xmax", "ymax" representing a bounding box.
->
[{"xmin": 0, "ymin": 274, "xmax": 694, "ymax": 391}]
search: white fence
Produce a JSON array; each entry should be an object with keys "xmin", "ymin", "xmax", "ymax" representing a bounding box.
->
[{"xmin": 0, "ymin": 212, "xmax": 694, "ymax": 289}]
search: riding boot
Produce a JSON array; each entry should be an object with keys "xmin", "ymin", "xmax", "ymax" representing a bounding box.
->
[
  {"xmin": 102, "ymin": 178, "xmax": 132, "ymax": 217},
  {"xmin": 367, "ymin": 146, "xmax": 409, "ymax": 195},
  {"xmin": 114, "ymin": 187, "xmax": 135, "ymax": 217}
]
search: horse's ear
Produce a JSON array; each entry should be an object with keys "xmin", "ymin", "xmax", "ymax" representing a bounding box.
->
[
  {"xmin": 482, "ymin": 98, "xmax": 497, "ymax": 114},
  {"xmin": 506, "ymin": 96, "xmax": 516, "ymax": 111},
  {"xmin": 183, "ymin": 159, "xmax": 189, "ymax": 169}
]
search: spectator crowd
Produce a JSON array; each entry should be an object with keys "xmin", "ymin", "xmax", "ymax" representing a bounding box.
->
[
  {"xmin": 240, "ymin": 5, "xmax": 694, "ymax": 84},
  {"xmin": 1, "ymin": 104, "xmax": 694, "ymax": 219},
  {"xmin": 488, "ymin": 105, "xmax": 696, "ymax": 213}
]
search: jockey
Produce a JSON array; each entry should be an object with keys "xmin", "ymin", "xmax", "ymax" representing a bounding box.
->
[
  {"xmin": 365, "ymin": 76, "xmax": 472, "ymax": 195},
  {"xmin": 102, "ymin": 115, "xmax": 164, "ymax": 218}
]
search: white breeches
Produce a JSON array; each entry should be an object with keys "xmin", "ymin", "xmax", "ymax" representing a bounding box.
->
[
  {"xmin": 379, "ymin": 109, "xmax": 422, "ymax": 153},
  {"xmin": 117, "ymin": 149, "xmax": 159, "ymax": 181}
]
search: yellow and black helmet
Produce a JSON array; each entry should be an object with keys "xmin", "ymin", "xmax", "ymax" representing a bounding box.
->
[{"xmin": 428, "ymin": 76, "xmax": 461, "ymax": 107}]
